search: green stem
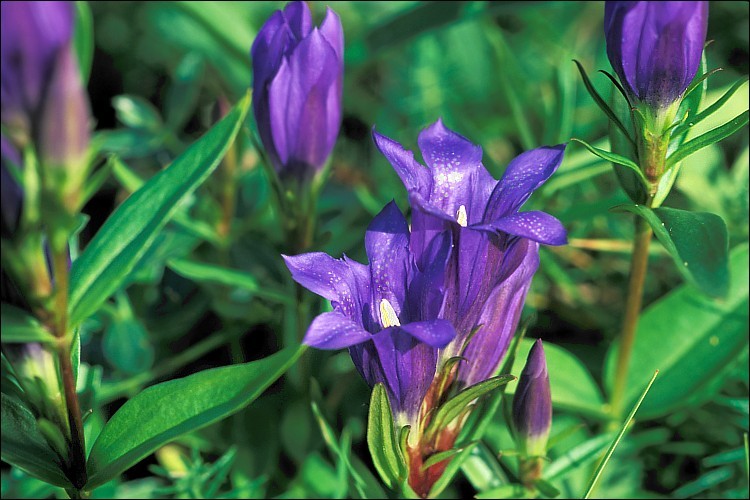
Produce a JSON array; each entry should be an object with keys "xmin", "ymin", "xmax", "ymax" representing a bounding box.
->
[
  {"xmin": 610, "ymin": 207, "xmax": 654, "ymax": 419},
  {"xmin": 51, "ymin": 246, "xmax": 87, "ymax": 490}
]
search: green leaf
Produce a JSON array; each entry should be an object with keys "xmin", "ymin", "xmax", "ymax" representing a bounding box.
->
[
  {"xmin": 366, "ymin": 383, "xmax": 405, "ymax": 490},
  {"xmin": 167, "ymin": 258, "xmax": 293, "ymax": 305},
  {"xmin": 421, "ymin": 443, "xmax": 476, "ymax": 471},
  {"xmin": 506, "ymin": 339, "xmax": 607, "ymax": 419},
  {"xmin": 573, "ymin": 60, "xmax": 635, "ymax": 147},
  {"xmin": 667, "ymin": 110, "xmax": 749, "ymax": 168},
  {"xmin": 535, "ymin": 478, "xmax": 562, "ymax": 498},
  {"xmin": 605, "ymin": 244, "xmax": 749, "ymax": 419},
  {"xmin": 72, "ymin": 1, "xmax": 94, "ymax": 83},
  {"xmin": 1, "ymin": 393, "xmax": 71, "ymax": 488},
  {"xmin": 102, "ymin": 319, "xmax": 154, "ymax": 374},
  {"xmin": 0, "ymin": 304, "xmax": 56, "ymax": 344},
  {"xmin": 614, "ymin": 205, "xmax": 729, "ymax": 297},
  {"xmin": 427, "ymin": 375, "xmax": 515, "ymax": 436},
  {"xmin": 85, "ymin": 344, "xmax": 303, "ymax": 489},
  {"xmin": 68, "ymin": 93, "xmax": 250, "ymax": 327},
  {"xmin": 165, "ymin": 53, "xmax": 205, "ymax": 131},
  {"xmin": 571, "ymin": 138, "xmax": 649, "ymax": 189}
]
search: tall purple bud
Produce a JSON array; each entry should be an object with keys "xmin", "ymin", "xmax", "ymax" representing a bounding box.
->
[
  {"xmin": 251, "ymin": 1, "xmax": 343, "ymax": 181},
  {"xmin": 1, "ymin": 1, "xmax": 92, "ymax": 212},
  {"xmin": 513, "ymin": 340, "xmax": 552, "ymax": 457},
  {"xmin": 512, "ymin": 339, "xmax": 552, "ymax": 487},
  {"xmin": 604, "ymin": 1, "xmax": 708, "ymax": 110}
]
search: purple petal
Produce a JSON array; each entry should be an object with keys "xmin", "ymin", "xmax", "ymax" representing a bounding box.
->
[
  {"xmin": 303, "ymin": 311, "xmax": 372, "ymax": 349},
  {"xmin": 407, "ymin": 227, "xmax": 452, "ymax": 320},
  {"xmin": 371, "ymin": 327, "xmax": 440, "ymax": 424},
  {"xmin": 478, "ymin": 211, "xmax": 567, "ymax": 246},
  {"xmin": 365, "ymin": 201, "xmax": 410, "ymax": 323},
  {"xmin": 372, "ymin": 129, "xmax": 432, "ymax": 197},
  {"xmin": 484, "ymin": 145, "xmax": 566, "ymax": 220},
  {"xmin": 283, "ymin": 252, "xmax": 369, "ymax": 322},
  {"xmin": 281, "ymin": 0, "xmax": 313, "ymax": 41},
  {"xmin": 417, "ymin": 119, "xmax": 496, "ymax": 221},
  {"xmin": 319, "ymin": 7, "xmax": 343, "ymax": 59},
  {"xmin": 457, "ymin": 240, "xmax": 540, "ymax": 387},
  {"xmin": 399, "ymin": 319, "xmax": 456, "ymax": 348}
]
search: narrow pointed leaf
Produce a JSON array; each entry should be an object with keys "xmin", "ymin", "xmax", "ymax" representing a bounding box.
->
[
  {"xmin": 571, "ymin": 138, "xmax": 649, "ymax": 189},
  {"xmin": 421, "ymin": 443, "xmax": 476, "ymax": 471},
  {"xmin": 1, "ymin": 304, "xmax": 56, "ymax": 344},
  {"xmin": 1, "ymin": 394, "xmax": 71, "ymax": 488},
  {"xmin": 85, "ymin": 344, "xmax": 302, "ymax": 489},
  {"xmin": 68, "ymin": 93, "xmax": 251, "ymax": 327},
  {"xmin": 573, "ymin": 60, "xmax": 634, "ymax": 147},
  {"xmin": 667, "ymin": 111, "xmax": 749, "ymax": 168},
  {"xmin": 366, "ymin": 384, "xmax": 404, "ymax": 490},
  {"xmin": 613, "ymin": 205, "xmax": 729, "ymax": 297},
  {"xmin": 673, "ymin": 79, "xmax": 749, "ymax": 138}
]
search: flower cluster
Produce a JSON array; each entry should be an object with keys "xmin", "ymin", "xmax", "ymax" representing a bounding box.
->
[{"xmin": 286, "ymin": 118, "xmax": 565, "ymax": 495}]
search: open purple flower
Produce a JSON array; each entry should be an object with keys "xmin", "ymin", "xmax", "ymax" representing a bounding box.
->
[
  {"xmin": 251, "ymin": 1, "xmax": 343, "ymax": 180},
  {"xmin": 1, "ymin": 0, "xmax": 90, "ymax": 174},
  {"xmin": 512, "ymin": 339, "xmax": 552, "ymax": 458},
  {"xmin": 604, "ymin": 1, "xmax": 708, "ymax": 109},
  {"xmin": 373, "ymin": 120, "xmax": 566, "ymax": 388},
  {"xmin": 284, "ymin": 201, "xmax": 456, "ymax": 426}
]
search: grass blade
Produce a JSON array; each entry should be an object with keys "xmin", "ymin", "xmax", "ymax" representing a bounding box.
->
[{"xmin": 582, "ymin": 370, "xmax": 659, "ymax": 499}]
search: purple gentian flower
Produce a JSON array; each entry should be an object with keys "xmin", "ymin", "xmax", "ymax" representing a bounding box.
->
[
  {"xmin": 1, "ymin": 0, "xmax": 90, "ymax": 169},
  {"xmin": 284, "ymin": 202, "xmax": 456, "ymax": 426},
  {"xmin": 604, "ymin": 1, "xmax": 708, "ymax": 109},
  {"xmin": 512, "ymin": 339, "xmax": 552, "ymax": 457},
  {"xmin": 251, "ymin": 1, "xmax": 343, "ymax": 180},
  {"xmin": 373, "ymin": 120, "xmax": 566, "ymax": 388}
]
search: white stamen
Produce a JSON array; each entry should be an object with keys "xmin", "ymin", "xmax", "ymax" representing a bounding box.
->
[
  {"xmin": 456, "ymin": 205, "xmax": 468, "ymax": 227},
  {"xmin": 379, "ymin": 299, "xmax": 401, "ymax": 328}
]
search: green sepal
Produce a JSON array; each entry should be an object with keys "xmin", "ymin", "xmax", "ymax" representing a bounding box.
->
[
  {"xmin": 672, "ymin": 79, "xmax": 748, "ymax": 139},
  {"xmin": 535, "ymin": 478, "xmax": 561, "ymax": 498},
  {"xmin": 571, "ymin": 138, "xmax": 649, "ymax": 190},
  {"xmin": 573, "ymin": 60, "xmax": 635, "ymax": 147},
  {"xmin": 420, "ymin": 443, "xmax": 476, "ymax": 471},
  {"xmin": 366, "ymin": 383, "xmax": 407, "ymax": 490},
  {"xmin": 612, "ymin": 205, "xmax": 729, "ymax": 297},
  {"xmin": 426, "ymin": 374, "xmax": 515, "ymax": 438}
]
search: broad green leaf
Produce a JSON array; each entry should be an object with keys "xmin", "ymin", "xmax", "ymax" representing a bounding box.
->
[
  {"xmin": 86, "ymin": 344, "xmax": 303, "ymax": 489},
  {"xmin": 167, "ymin": 258, "xmax": 292, "ymax": 305},
  {"xmin": 605, "ymin": 244, "xmax": 749, "ymax": 418},
  {"xmin": 667, "ymin": 110, "xmax": 749, "ymax": 168},
  {"xmin": 1, "ymin": 393, "xmax": 71, "ymax": 488},
  {"xmin": 506, "ymin": 339, "xmax": 606, "ymax": 419},
  {"xmin": 73, "ymin": 1, "xmax": 93, "ymax": 83},
  {"xmin": 68, "ymin": 93, "xmax": 250, "ymax": 327},
  {"xmin": 0, "ymin": 304, "xmax": 56, "ymax": 344},
  {"xmin": 427, "ymin": 375, "xmax": 515, "ymax": 436},
  {"xmin": 614, "ymin": 205, "xmax": 729, "ymax": 297},
  {"xmin": 571, "ymin": 138, "xmax": 648, "ymax": 189},
  {"xmin": 366, "ymin": 383, "xmax": 404, "ymax": 490}
]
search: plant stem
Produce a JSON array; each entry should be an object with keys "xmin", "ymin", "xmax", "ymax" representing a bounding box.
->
[
  {"xmin": 610, "ymin": 212, "xmax": 653, "ymax": 419},
  {"xmin": 51, "ymin": 247, "xmax": 87, "ymax": 490}
]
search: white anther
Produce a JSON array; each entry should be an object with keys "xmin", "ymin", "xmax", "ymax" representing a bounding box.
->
[
  {"xmin": 379, "ymin": 299, "xmax": 401, "ymax": 328},
  {"xmin": 456, "ymin": 205, "xmax": 468, "ymax": 227}
]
